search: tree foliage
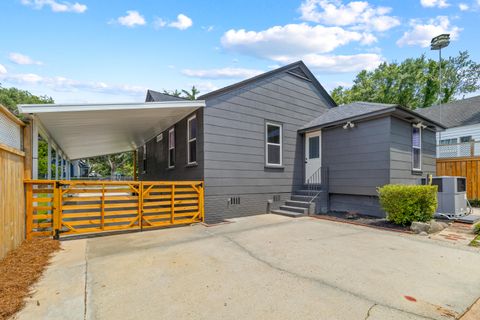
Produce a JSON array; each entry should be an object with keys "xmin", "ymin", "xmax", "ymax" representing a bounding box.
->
[
  {"xmin": 181, "ymin": 86, "xmax": 200, "ymax": 100},
  {"xmin": 86, "ymin": 152, "xmax": 134, "ymax": 178},
  {"xmin": 0, "ymin": 86, "xmax": 54, "ymax": 116},
  {"xmin": 331, "ymin": 51, "xmax": 480, "ymax": 109}
]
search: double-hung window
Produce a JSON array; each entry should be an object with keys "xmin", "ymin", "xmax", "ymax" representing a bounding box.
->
[
  {"xmin": 412, "ymin": 126, "xmax": 422, "ymax": 171},
  {"xmin": 168, "ymin": 128, "xmax": 175, "ymax": 168},
  {"xmin": 266, "ymin": 122, "xmax": 282, "ymax": 166},
  {"xmin": 187, "ymin": 115, "xmax": 197, "ymax": 164}
]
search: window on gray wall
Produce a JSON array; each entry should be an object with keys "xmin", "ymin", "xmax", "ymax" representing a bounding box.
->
[
  {"xmin": 168, "ymin": 128, "xmax": 175, "ymax": 168},
  {"xmin": 187, "ymin": 115, "xmax": 197, "ymax": 164},
  {"xmin": 412, "ymin": 126, "xmax": 422, "ymax": 171},
  {"xmin": 265, "ymin": 122, "xmax": 282, "ymax": 166}
]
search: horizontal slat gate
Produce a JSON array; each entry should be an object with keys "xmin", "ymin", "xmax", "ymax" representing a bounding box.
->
[
  {"xmin": 25, "ymin": 180, "xmax": 204, "ymax": 239},
  {"xmin": 436, "ymin": 157, "xmax": 480, "ymax": 200}
]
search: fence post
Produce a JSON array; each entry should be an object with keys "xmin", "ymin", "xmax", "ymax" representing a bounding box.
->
[
  {"xmin": 471, "ymin": 141, "xmax": 475, "ymax": 157},
  {"xmin": 25, "ymin": 183, "xmax": 33, "ymax": 240},
  {"xmin": 52, "ymin": 182, "xmax": 61, "ymax": 239},
  {"xmin": 139, "ymin": 182, "xmax": 143, "ymax": 231},
  {"xmin": 200, "ymin": 183, "xmax": 205, "ymax": 222},
  {"xmin": 101, "ymin": 183, "xmax": 105, "ymax": 230},
  {"xmin": 171, "ymin": 184, "xmax": 175, "ymax": 224}
]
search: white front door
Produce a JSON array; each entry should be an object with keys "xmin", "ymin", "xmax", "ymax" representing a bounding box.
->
[{"xmin": 305, "ymin": 130, "xmax": 322, "ymax": 183}]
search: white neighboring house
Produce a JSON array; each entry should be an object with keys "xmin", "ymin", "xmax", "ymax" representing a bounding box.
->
[{"xmin": 418, "ymin": 96, "xmax": 480, "ymax": 158}]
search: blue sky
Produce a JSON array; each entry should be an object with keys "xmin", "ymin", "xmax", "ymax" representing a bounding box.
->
[{"xmin": 0, "ymin": 0, "xmax": 479, "ymax": 103}]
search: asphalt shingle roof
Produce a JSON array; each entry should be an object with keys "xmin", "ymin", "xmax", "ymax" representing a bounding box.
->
[
  {"xmin": 300, "ymin": 102, "xmax": 398, "ymax": 130},
  {"xmin": 146, "ymin": 90, "xmax": 187, "ymax": 102},
  {"xmin": 416, "ymin": 96, "xmax": 480, "ymax": 128}
]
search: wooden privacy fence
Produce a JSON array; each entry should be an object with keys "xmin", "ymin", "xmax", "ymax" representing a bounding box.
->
[
  {"xmin": 0, "ymin": 105, "xmax": 26, "ymax": 260},
  {"xmin": 25, "ymin": 180, "xmax": 204, "ymax": 239},
  {"xmin": 436, "ymin": 157, "xmax": 480, "ymax": 200}
]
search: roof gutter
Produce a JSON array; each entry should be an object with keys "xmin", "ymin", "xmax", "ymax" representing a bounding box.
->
[{"xmin": 18, "ymin": 100, "xmax": 206, "ymax": 114}]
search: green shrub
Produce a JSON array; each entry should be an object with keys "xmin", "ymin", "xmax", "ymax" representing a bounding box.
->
[
  {"xmin": 378, "ymin": 184, "xmax": 437, "ymax": 226},
  {"xmin": 474, "ymin": 223, "xmax": 480, "ymax": 235}
]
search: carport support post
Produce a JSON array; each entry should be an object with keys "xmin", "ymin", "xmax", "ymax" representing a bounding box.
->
[
  {"xmin": 55, "ymin": 149, "xmax": 59, "ymax": 180},
  {"xmin": 47, "ymin": 142, "xmax": 52, "ymax": 180},
  {"xmin": 32, "ymin": 118, "xmax": 39, "ymax": 180}
]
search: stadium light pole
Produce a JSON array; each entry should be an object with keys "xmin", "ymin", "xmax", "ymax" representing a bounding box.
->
[{"xmin": 430, "ymin": 34, "xmax": 450, "ymax": 103}]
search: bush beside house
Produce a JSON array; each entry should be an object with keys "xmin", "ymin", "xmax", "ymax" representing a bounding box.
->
[{"xmin": 378, "ymin": 185, "xmax": 438, "ymax": 226}]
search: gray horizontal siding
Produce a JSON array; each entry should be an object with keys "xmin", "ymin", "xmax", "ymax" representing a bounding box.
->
[
  {"xmin": 389, "ymin": 117, "xmax": 436, "ymax": 185},
  {"xmin": 138, "ymin": 109, "xmax": 204, "ymax": 181},
  {"xmin": 323, "ymin": 117, "xmax": 391, "ymax": 196},
  {"xmin": 330, "ymin": 194, "xmax": 384, "ymax": 217},
  {"xmin": 204, "ymin": 72, "xmax": 333, "ymax": 208}
]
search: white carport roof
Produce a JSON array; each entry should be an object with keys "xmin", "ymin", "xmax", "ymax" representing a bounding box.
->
[{"xmin": 19, "ymin": 100, "xmax": 205, "ymax": 160}]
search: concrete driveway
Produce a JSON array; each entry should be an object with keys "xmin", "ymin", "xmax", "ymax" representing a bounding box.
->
[{"xmin": 14, "ymin": 215, "xmax": 480, "ymax": 320}]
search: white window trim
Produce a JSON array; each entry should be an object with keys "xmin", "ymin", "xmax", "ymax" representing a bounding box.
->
[
  {"xmin": 168, "ymin": 128, "xmax": 175, "ymax": 168},
  {"xmin": 265, "ymin": 122, "xmax": 283, "ymax": 167},
  {"xmin": 187, "ymin": 115, "xmax": 197, "ymax": 165},
  {"xmin": 412, "ymin": 125, "xmax": 422, "ymax": 171}
]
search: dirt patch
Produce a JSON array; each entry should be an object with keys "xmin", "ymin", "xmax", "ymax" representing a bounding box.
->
[
  {"xmin": 315, "ymin": 211, "xmax": 411, "ymax": 232},
  {"xmin": 0, "ymin": 238, "xmax": 60, "ymax": 320}
]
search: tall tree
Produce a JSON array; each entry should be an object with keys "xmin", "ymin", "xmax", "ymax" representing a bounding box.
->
[
  {"xmin": 0, "ymin": 86, "xmax": 54, "ymax": 116},
  {"xmin": 86, "ymin": 152, "xmax": 134, "ymax": 178},
  {"xmin": 163, "ymin": 89, "xmax": 182, "ymax": 97},
  {"xmin": 182, "ymin": 86, "xmax": 200, "ymax": 100},
  {"xmin": 331, "ymin": 51, "xmax": 480, "ymax": 109}
]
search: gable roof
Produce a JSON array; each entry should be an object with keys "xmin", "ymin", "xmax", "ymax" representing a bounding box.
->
[
  {"xmin": 299, "ymin": 101, "xmax": 446, "ymax": 132},
  {"xmin": 415, "ymin": 95, "xmax": 480, "ymax": 128},
  {"xmin": 146, "ymin": 89, "xmax": 187, "ymax": 102},
  {"xmin": 197, "ymin": 61, "xmax": 337, "ymax": 107}
]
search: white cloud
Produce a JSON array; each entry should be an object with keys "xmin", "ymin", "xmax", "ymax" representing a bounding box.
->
[
  {"xmin": 396, "ymin": 16, "xmax": 461, "ymax": 47},
  {"xmin": 299, "ymin": 0, "xmax": 400, "ymax": 32},
  {"xmin": 153, "ymin": 17, "xmax": 167, "ymax": 29},
  {"xmin": 182, "ymin": 67, "xmax": 263, "ymax": 79},
  {"xmin": 20, "ymin": 0, "xmax": 87, "ymax": 13},
  {"xmin": 202, "ymin": 25, "xmax": 214, "ymax": 32},
  {"xmin": 0, "ymin": 64, "xmax": 7, "ymax": 75},
  {"xmin": 222, "ymin": 23, "xmax": 374, "ymax": 59},
  {"xmin": 0, "ymin": 72, "xmax": 146, "ymax": 96},
  {"xmin": 116, "ymin": 11, "xmax": 146, "ymax": 28},
  {"xmin": 194, "ymin": 82, "xmax": 219, "ymax": 94},
  {"xmin": 458, "ymin": 3, "xmax": 469, "ymax": 10},
  {"xmin": 276, "ymin": 53, "xmax": 384, "ymax": 73},
  {"xmin": 168, "ymin": 14, "xmax": 193, "ymax": 30},
  {"xmin": 420, "ymin": 0, "xmax": 449, "ymax": 8},
  {"xmin": 9, "ymin": 53, "xmax": 43, "ymax": 65}
]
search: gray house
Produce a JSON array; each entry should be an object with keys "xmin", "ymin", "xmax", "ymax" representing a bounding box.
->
[{"xmin": 139, "ymin": 61, "xmax": 444, "ymax": 221}]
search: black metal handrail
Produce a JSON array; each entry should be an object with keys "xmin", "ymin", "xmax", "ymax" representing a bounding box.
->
[{"xmin": 305, "ymin": 167, "xmax": 328, "ymax": 203}]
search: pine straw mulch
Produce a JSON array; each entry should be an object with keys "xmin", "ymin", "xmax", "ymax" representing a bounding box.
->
[{"xmin": 0, "ymin": 238, "xmax": 60, "ymax": 320}]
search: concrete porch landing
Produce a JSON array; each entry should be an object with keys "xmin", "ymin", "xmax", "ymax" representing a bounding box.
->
[{"xmin": 14, "ymin": 214, "xmax": 480, "ymax": 320}]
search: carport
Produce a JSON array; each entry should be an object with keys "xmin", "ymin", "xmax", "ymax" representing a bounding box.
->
[
  {"xmin": 18, "ymin": 100, "xmax": 206, "ymax": 239},
  {"xmin": 19, "ymin": 100, "xmax": 205, "ymax": 179}
]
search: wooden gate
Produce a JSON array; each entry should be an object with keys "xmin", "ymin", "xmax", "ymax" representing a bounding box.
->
[
  {"xmin": 436, "ymin": 157, "xmax": 480, "ymax": 200},
  {"xmin": 25, "ymin": 180, "xmax": 204, "ymax": 239}
]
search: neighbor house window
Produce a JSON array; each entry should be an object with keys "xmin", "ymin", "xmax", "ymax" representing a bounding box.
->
[
  {"xmin": 142, "ymin": 145, "xmax": 147, "ymax": 174},
  {"xmin": 265, "ymin": 122, "xmax": 282, "ymax": 166},
  {"xmin": 168, "ymin": 128, "xmax": 175, "ymax": 168},
  {"xmin": 412, "ymin": 126, "xmax": 422, "ymax": 171},
  {"xmin": 187, "ymin": 115, "xmax": 197, "ymax": 164}
]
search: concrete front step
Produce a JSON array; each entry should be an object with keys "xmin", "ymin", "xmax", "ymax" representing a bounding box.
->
[
  {"xmin": 295, "ymin": 189, "xmax": 323, "ymax": 196},
  {"xmin": 271, "ymin": 209, "xmax": 305, "ymax": 218},
  {"xmin": 279, "ymin": 205, "xmax": 308, "ymax": 214},
  {"xmin": 285, "ymin": 200, "xmax": 311, "ymax": 208},
  {"xmin": 291, "ymin": 195, "xmax": 315, "ymax": 202}
]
